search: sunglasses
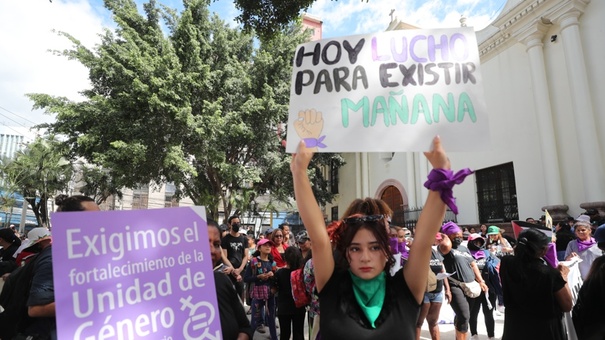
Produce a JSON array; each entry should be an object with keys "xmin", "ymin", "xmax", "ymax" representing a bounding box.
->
[
  {"xmin": 343, "ymin": 214, "xmax": 388, "ymax": 225},
  {"xmin": 274, "ymin": 234, "xmax": 284, "ymax": 238}
]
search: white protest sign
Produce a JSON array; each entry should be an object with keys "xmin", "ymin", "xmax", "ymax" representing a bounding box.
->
[{"xmin": 286, "ymin": 27, "xmax": 490, "ymax": 152}]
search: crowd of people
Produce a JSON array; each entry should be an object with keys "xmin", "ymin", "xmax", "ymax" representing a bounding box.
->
[{"xmin": 0, "ymin": 136, "xmax": 603, "ymax": 340}]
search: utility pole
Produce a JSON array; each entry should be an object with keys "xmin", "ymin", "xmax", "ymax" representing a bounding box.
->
[{"xmin": 19, "ymin": 199, "xmax": 28, "ymax": 235}]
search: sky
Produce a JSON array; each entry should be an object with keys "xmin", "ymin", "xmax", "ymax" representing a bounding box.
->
[{"xmin": 0, "ymin": 0, "xmax": 508, "ymax": 131}]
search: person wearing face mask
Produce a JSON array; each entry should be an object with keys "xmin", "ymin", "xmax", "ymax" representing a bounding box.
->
[
  {"xmin": 221, "ymin": 215, "xmax": 249, "ymax": 301},
  {"xmin": 439, "ymin": 222, "xmax": 488, "ymax": 340}
]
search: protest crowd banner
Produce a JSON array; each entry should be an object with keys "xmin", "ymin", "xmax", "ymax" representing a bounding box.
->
[{"xmin": 51, "ymin": 207, "xmax": 221, "ymax": 340}]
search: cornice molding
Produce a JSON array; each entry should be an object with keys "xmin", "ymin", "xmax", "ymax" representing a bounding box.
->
[
  {"xmin": 478, "ymin": 0, "xmax": 561, "ymax": 61},
  {"xmin": 547, "ymin": 0, "xmax": 590, "ymax": 26},
  {"xmin": 515, "ymin": 21, "xmax": 550, "ymax": 48}
]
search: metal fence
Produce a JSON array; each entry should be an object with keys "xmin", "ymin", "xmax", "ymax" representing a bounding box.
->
[{"xmin": 401, "ymin": 206, "xmax": 457, "ymax": 233}]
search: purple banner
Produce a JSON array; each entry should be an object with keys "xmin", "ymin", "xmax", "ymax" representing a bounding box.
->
[{"xmin": 51, "ymin": 206, "xmax": 221, "ymax": 340}]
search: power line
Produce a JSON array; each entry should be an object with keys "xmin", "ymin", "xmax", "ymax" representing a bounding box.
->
[
  {"xmin": 0, "ymin": 105, "xmax": 37, "ymax": 126},
  {"xmin": 0, "ymin": 121, "xmax": 29, "ymax": 136}
]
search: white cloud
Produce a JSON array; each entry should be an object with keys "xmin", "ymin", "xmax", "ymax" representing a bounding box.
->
[
  {"xmin": 0, "ymin": 0, "xmax": 507, "ymax": 130},
  {"xmin": 0, "ymin": 0, "xmax": 107, "ymax": 126},
  {"xmin": 307, "ymin": 0, "xmax": 507, "ymax": 38}
]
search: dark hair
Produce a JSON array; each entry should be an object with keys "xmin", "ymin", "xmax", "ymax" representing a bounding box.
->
[
  {"xmin": 278, "ymin": 222, "xmax": 289, "ymax": 230},
  {"xmin": 329, "ymin": 214, "xmax": 395, "ymax": 272},
  {"xmin": 514, "ymin": 228, "xmax": 550, "ymax": 261},
  {"xmin": 342, "ymin": 198, "xmax": 392, "ymax": 219},
  {"xmin": 284, "ymin": 247, "xmax": 303, "ymax": 269},
  {"xmin": 55, "ymin": 194, "xmax": 95, "ymax": 212},
  {"xmin": 0, "ymin": 228, "xmax": 21, "ymax": 247},
  {"xmin": 227, "ymin": 215, "xmax": 239, "ymax": 225},
  {"xmin": 555, "ymin": 220, "xmax": 571, "ymax": 231},
  {"xmin": 270, "ymin": 229, "xmax": 284, "ymax": 240},
  {"xmin": 207, "ymin": 219, "xmax": 221, "ymax": 241}
]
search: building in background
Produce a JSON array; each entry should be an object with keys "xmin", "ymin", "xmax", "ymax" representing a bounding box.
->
[
  {"xmin": 302, "ymin": 13, "xmax": 322, "ymax": 41},
  {"xmin": 323, "ymin": 0, "xmax": 605, "ymax": 228}
]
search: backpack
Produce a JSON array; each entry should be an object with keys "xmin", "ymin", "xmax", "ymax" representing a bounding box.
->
[
  {"xmin": 0, "ymin": 254, "xmax": 40, "ymax": 340},
  {"xmin": 426, "ymin": 269, "xmax": 438, "ymax": 293},
  {"xmin": 290, "ymin": 268, "xmax": 311, "ymax": 308},
  {"xmin": 483, "ymin": 250, "xmax": 503, "ymax": 297}
]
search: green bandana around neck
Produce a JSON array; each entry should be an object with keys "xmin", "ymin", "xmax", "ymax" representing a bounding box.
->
[{"xmin": 349, "ymin": 270, "xmax": 386, "ymax": 328}]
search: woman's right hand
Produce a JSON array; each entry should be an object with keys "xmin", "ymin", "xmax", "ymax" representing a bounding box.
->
[{"xmin": 423, "ymin": 135, "xmax": 450, "ymax": 170}]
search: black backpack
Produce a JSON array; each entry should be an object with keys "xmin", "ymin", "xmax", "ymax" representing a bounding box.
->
[{"xmin": 0, "ymin": 254, "xmax": 40, "ymax": 339}]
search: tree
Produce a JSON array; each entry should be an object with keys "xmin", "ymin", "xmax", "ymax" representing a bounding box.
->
[
  {"xmin": 29, "ymin": 0, "xmax": 343, "ymax": 220},
  {"xmin": 1, "ymin": 136, "xmax": 73, "ymax": 228},
  {"xmin": 76, "ymin": 164, "xmax": 124, "ymax": 206},
  {"xmin": 0, "ymin": 168, "xmax": 18, "ymax": 229},
  {"xmin": 233, "ymin": 0, "xmax": 315, "ymax": 41}
]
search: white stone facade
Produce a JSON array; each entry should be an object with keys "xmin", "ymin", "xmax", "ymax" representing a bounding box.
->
[{"xmin": 325, "ymin": 0, "xmax": 604, "ymax": 224}]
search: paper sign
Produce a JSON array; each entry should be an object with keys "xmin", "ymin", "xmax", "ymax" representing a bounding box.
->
[
  {"xmin": 286, "ymin": 27, "xmax": 490, "ymax": 152},
  {"xmin": 51, "ymin": 207, "xmax": 221, "ymax": 340},
  {"xmin": 437, "ymin": 272, "xmax": 455, "ymax": 280}
]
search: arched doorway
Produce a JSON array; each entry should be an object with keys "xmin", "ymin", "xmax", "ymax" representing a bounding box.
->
[{"xmin": 381, "ymin": 185, "xmax": 405, "ymax": 226}]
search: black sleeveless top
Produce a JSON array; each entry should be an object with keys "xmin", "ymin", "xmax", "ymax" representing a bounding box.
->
[{"xmin": 319, "ymin": 268, "xmax": 420, "ymax": 339}]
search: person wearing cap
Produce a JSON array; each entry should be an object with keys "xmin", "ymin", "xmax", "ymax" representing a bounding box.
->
[
  {"xmin": 244, "ymin": 238, "xmax": 278, "ymax": 339},
  {"xmin": 0, "ymin": 228, "xmax": 21, "ymax": 275},
  {"xmin": 564, "ymin": 217, "xmax": 602, "ymax": 280},
  {"xmin": 438, "ymin": 221, "xmax": 488, "ymax": 340},
  {"xmin": 485, "ymin": 226, "xmax": 513, "ymax": 257},
  {"xmin": 22, "ymin": 195, "xmax": 99, "ymax": 339},
  {"xmin": 466, "ymin": 233, "xmax": 499, "ymax": 340},
  {"xmin": 415, "ymin": 232, "xmax": 450, "ymax": 340},
  {"xmin": 296, "ymin": 231, "xmax": 311, "ymax": 260},
  {"xmin": 572, "ymin": 223, "xmax": 605, "ymax": 339}
]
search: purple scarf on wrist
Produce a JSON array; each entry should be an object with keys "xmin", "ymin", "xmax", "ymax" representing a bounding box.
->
[{"xmin": 577, "ymin": 238, "xmax": 596, "ymax": 252}]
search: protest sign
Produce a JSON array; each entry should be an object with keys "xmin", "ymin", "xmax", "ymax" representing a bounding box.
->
[
  {"xmin": 51, "ymin": 207, "xmax": 221, "ymax": 340},
  {"xmin": 286, "ymin": 27, "xmax": 490, "ymax": 153}
]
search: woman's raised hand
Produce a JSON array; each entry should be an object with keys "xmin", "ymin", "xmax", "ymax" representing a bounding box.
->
[
  {"xmin": 290, "ymin": 140, "xmax": 315, "ymax": 174},
  {"xmin": 423, "ymin": 136, "xmax": 450, "ymax": 170}
]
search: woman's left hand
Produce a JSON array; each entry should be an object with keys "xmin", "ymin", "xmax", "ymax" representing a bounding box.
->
[
  {"xmin": 423, "ymin": 136, "xmax": 450, "ymax": 170},
  {"xmin": 479, "ymin": 281, "xmax": 488, "ymax": 292}
]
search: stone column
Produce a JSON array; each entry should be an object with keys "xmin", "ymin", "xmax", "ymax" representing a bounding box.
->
[
  {"xmin": 517, "ymin": 22, "xmax": 564, "ymax": 205},
  {"xmin": 556, "ymin": 5, "xmax": 605, "ymax": 201},
  {"xmin": 406, "ymin": 152, "xmax": 417, "ymax": 207}
]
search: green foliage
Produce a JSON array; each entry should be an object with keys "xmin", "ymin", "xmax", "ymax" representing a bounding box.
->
[
  {"xmin": 30, "ymin": 0, "xmax": 343, "ymax": 220},
  {"xmin": 232, "ymin": 0, "xmax": 315, "ymax": 41},
  {"xmin": 1, "ymin": 136, "xmax": 74, "ymax": 228},
  {"xmin": 76, "ymin": 164, "xmax": 123, "ymax": 206}
]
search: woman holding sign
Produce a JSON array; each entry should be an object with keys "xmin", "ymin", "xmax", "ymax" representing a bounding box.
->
[{"xmin": 291, "ymin": 127, "xmax": 471, "ymax": 338}]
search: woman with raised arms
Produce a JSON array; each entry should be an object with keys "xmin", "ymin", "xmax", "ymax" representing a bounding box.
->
[{"xmin": 290, "ymin": 127, "xmax": 471, "ymax": 338}]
